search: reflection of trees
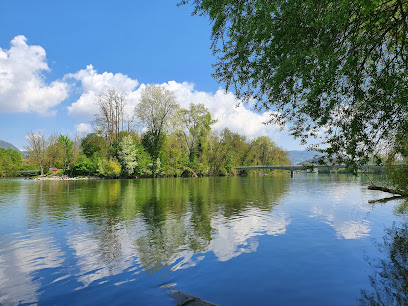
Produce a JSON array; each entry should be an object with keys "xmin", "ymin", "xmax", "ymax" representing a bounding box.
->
[
  {"xmin": 359, "ymin": 222, "xmax": 408, "ymax": 305},
  {"xmin": 25, "ymin": 180, "xmax": 79, "ymax": 226},
  {"xmin": 394, "ymin": 200, "xmax": 408, "ymax": 215},
  {"xmin": 23, "ymin": 177, "xmax": 290, "ymax": 278},
  {"xmin": 133, "ymin": 177, "xmax": 290, "ymax": 270},
  {"xmin": 0, "ymin": 179, "xmax": 21, "ymax": 201}
]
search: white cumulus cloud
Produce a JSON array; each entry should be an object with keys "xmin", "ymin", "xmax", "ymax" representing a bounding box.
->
[
  {"xmin": 75, "ymin": 123, "xmax": 92, "ymax": 135},
  {"xmin": 66, "ymin": 67, "xmax": 287, "ymax": 144},
  {"xmin": 66, "ymin": 65, "xmax": 139, "ymax": 120},
  {"xmin": 0, "ymin": 35, "xmax": 68, "ymax": 114},
  {"xmin": 162, "ymin": 81, "xmax": 280, "ymax": 139}
]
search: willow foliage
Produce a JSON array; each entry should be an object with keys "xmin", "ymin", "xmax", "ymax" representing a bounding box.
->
[{"xmin": 182, "ymin": 0, "xmax": 408, "ymax": 171}]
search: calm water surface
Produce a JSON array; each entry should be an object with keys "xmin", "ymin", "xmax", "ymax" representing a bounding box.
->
[{"xmin": 0, "ymin": 175, "xmax": 407, "ymax": 305}]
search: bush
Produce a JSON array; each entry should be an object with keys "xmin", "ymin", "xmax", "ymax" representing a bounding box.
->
[
  {"xmin": 98, "ymin": 158, "xmax": 121, "ymax": 178},
  {"xmin": 72, "ymin": 155, "xmax": 98, "ymax": 176}
]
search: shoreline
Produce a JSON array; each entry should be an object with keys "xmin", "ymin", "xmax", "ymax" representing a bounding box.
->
[{"xmin": 30, "ymin": 176, "xmax": 102, "ymax": 181}]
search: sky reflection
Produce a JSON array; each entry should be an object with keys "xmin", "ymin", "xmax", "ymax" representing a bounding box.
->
[{"xmin": 0, "ymin": 176, "xmax": 405, "ymax": 305}]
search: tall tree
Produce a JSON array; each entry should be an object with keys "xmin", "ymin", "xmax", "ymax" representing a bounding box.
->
[
  {"xmin": 81, "ymin": 133, "xmax": 109, "ymax": 158},
  {"xmin": 25, "ymin": 131, "xmax": 48, "ymax": 176},
  {"xmin": 134, "ymin": 85, "xmax": 180, "ymax": 158},
  {"xmin": 249, "ymin": 136, "xmax": 289, "ymax": 165},
  {"xmin": 183, "ymin": 0, "xmax": 408, "ymax": 171},
  {"xmin": 94, "ymin": 89, "xmax": 126, "ymax": 147},
  {"xmin": 178, "ymin": 103, "xmax": 217, "ymax": 162},
  {"xmin": 57, "ymin": 135, "xmax": 73, "ymax": 170},
  {"xmin": 118, "ymin": 134, "xmax": 138, "ymax": 176}
]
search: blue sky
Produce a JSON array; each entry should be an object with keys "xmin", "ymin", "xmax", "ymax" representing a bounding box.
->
[{"xmin": 0, "ymin": 0, "xmax": 304, "ymax": 150}]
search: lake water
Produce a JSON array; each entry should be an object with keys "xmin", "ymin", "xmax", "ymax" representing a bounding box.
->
[{"xmin": 0, "ymin": 175, "xmax": 407, "ymax": 305}]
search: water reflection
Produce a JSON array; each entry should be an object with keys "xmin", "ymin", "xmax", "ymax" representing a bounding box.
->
[
  {"xmin": 0, "ymin": 233, "xmax": 64, "ymax": 304},
  {"xmin": 359, "ymin": 219, "xmax": 408, "ymax": 305},
  {"xmin": 2, "ymin": 178, "xmax": 290, "ymax": 294},
  {"xmin": 0, "ymin": 176, "xmax": 406, "ymax": 304},
  {"xmin": 208, "ymin": 210, "xmax": 290, "ymax": 261},
  {"xmin": 308, "ymin": 179, "xmax": 374, "ymax": 239}
]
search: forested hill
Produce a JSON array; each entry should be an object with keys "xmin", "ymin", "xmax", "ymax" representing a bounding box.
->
[
  {"xmin": 0, "ymin": 140, "xmax": 20, "ymax": 152},
  {"xmin": 288, "ymin": 150, "xmax": 323, "ymax": 165}
]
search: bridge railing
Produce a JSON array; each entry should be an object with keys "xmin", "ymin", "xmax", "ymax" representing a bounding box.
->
[{"xmin": 235, "ymin": 164, "xmax": 385, "ymax": 171}]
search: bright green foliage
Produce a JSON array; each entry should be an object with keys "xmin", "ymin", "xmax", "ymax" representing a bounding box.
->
[
  {"xmin": 178, "ymin": 103, "xmax": 217, "ymax": 162},
  {"xmin": 98, "ymin": 158, "xmax": 121, "ymax": 178},
  {"xmin": 118, "ymin": 135, "xmax": 138, "ymax": 176},
  {"xmin": 81, "ymin": 133, "xmax": 109, "ymax": 158},
  {"xmin": 0, "ymin": 148, "xmax": 22, "ymax": 177},
  {"xmin": 141, "ymin": 130, "xmax": 167, "ymax": 159},
  {"xmin": 20, "ymin": 87, "xmax": 291, "ymax": 178},
  {"xmin": 207, "ymin": 128, "xmax": 289, "ymax": 176},
  {"xmin": 57, "ymin": 135, "xmax": 73, "ymax": 170},
  {"xmin": 152, "ymin": 158, "xmax": 162, "ymax": 177},
  {"xmin": 135, "ymin": 85, "xmax": 180, "ymax": 158},
  {"xmin": 160, "ymin": 134, "xmax": 189, "ymax": 177},
  {"xmin": 207, "ymin": 129, "xmax": 245, "ymax": 175},
  {"xmin": 183, "ymin": 0, "xmax": 408, "ymax": 171},
  {"xmin": 46, "ymin": 135, "xmax": 61, "ymax": 169},
  {"xmin": 249, "ymin": 136, "xmax": 290, "ymax": 166},
  {"xmin": 72, "ymin": 154, "xmax": 99, "ymax": 176},
  {"xmin": 134, "ymin": 142, "xmax": 152, "ymax": 177}
]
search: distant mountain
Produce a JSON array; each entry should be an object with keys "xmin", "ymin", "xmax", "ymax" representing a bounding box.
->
[
  {"xmin": 288, "ymin": 150, "xmax": 323, "ymax": 164},
  {"xmin": 0, "ymin": 140, "xmax": 20, "ymax": 152}
]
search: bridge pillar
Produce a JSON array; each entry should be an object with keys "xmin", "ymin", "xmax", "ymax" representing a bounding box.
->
[{"xmin": 290, "ymin": 170, "xmax": 293, "ymax": 178}]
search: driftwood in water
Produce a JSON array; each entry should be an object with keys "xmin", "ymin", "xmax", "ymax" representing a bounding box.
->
[
  {"xmin": 368, "ymin": 185, "xmax": 408, "ymax": 196},
  {"xmin": 368, "ymin": 195, "xmax": 404, "ymax": 204},
  {"xmin": 169, "ymin": 289, "xmax": 216, "ymax": 306}
]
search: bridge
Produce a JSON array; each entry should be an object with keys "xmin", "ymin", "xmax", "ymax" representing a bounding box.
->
[{"xmin": 235, "ymin": 164, "xmax": 384, "ymax": 177}]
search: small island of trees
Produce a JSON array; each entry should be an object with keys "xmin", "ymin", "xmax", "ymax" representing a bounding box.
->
[{"xmin": 4, "ymin": 85, "xmax": 289, "ymax": 179}]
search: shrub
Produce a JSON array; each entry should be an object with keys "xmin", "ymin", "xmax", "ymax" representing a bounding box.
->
[{"xmin": 98, "ymin": 158, "xmax": 121, "ymax": 178}]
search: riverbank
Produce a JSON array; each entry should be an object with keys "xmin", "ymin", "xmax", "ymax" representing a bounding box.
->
[
  {"xmin": 30, "ymin": 175, "xmax": 101, "ymax": 181},
  {"xmin": 25, "ymin": 170, "xmax": 290, "ymax": 181}
]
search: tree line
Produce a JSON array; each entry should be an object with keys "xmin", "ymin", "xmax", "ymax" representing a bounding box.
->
[{"xmin": 22, "ymin": 85, "xmax": 289, "ymax": 178}]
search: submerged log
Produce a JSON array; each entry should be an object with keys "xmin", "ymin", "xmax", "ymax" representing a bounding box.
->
[
  {"xmin": 169, "ymin": 289, "xmax": 216, "ymax": 306},
  {"xmin": 368, "ymin": 195, "xmax": 404, "ymax": 204},
  {"xmin": 368, "ymin": 185, "xmax": 408, "ymax": 197}
]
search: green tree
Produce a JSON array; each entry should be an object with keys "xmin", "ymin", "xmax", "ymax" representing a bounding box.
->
[
  {"xmin": 178, "ymin": 103, "xmax": 217, "ymax": 163},
  {"xmin": 134, "ymin": 142, "xmax": 152, "ymax": 177},
  {"xmin": 183, "ymin": 0, "xmax": 408, "ymax": 172},
  {"xmin": 160, "ymin": 134, "xmax": 189, "ymax": 177},
  {"xmin": 141, "ymin": 130, "xmax": 167, "ymax": 159},
  {"xmin": 207, "ymin": 129, "xmax": 248, "ymax": 175},
  {"xmin": 0, "ymin": 148, "xmax": 22, "ymax": 177},
  {"xmin": 98, "ymin": 157, "xmax": 122, "ymax": 178},
  {"xmin": 72, "ymin": 154, "xmax": 99, "ymax": 176},
  {"xmin": 250, "ymin": 136, "xmax": 290, "ymax": 166},
  {"xmin": 135, "ymin": 85, "xmax": 180, "ymax": 158},
  {"xmin": 25, "ymin": 131, "xmax": 48, "ymax": 175},
  {"xmin": 81, "ymin": 133, "xmax": 109, "ymax": 158},
  {"xmin": 57, "ymin": 135, "xmax": 73, "ymax": 171},
  {"xmin": 118, "ymin": 134, "xmax": 138, "ymax": 176}
]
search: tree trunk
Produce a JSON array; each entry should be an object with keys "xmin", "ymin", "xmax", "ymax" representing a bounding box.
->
[{"xmin": 368, "ymin": 185, "xmax": 408, "ymax": 197}]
